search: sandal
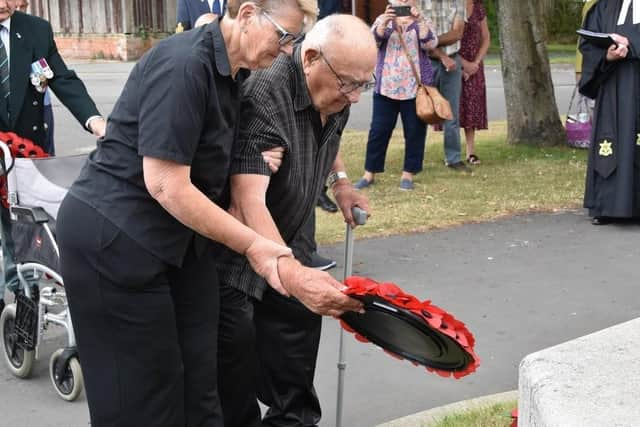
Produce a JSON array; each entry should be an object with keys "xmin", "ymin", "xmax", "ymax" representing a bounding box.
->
[{"xmin": 467, "ymin": 154, "xmax": 481, "ymax": 165}]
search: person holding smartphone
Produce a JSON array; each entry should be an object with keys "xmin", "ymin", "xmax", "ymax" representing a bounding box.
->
[{"xmin": 354, "ymin": 0, "xmax": 437, "ymax": 191}]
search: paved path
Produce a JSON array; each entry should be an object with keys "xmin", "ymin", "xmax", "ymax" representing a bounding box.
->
[{"xmin": 3, "ymin": 210, "xmax": 640, "ymax": 426}]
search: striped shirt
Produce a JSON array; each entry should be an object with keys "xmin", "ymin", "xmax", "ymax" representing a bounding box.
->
[
  {"xmin": 0, "ymin": 18, "xmax": 10, "ymax": 63},
  {"xmin": 216, "ymin": 45, "xmax": 350, "ymax": 300}
]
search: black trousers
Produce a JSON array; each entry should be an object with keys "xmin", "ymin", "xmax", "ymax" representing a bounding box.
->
[
  {"xmin": 58, "ymin": 195, "xmax": 223, "ymax": 427},
  {"xmin": 218, "ymin": 284, "xmax": 322, "ymax": 427}
]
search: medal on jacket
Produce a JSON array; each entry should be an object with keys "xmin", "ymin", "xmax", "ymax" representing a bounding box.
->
[{"xmin": 30, "ymin": 58, "xmax": 54, "ymax": 94}]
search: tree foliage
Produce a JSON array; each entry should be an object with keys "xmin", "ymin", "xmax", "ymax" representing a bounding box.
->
[{"xmin": 485, "ymin": 0, "xmax": 584, "ymax": 44}]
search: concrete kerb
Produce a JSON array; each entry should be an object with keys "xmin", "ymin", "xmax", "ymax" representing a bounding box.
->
[{"xmin": 377, "ymin": 390, "xmax": 517, "ymax": 427}]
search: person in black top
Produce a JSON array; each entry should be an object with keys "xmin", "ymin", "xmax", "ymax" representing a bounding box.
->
[
  {"xmin": 55, "ymin": 0, "xmax": 326, "ymax": 424},
  {"xmin": 579, "ymin": 0, "xmax": 640, "ymax": 225},
  {"xmin": 217, "ymin": 14, "xmax": 377, "ymax": 427}
]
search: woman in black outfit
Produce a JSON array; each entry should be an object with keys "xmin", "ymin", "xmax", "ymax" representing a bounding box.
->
[{"xmin": 56, "ymin": 0, "xmax": 315, "ymax": 425}]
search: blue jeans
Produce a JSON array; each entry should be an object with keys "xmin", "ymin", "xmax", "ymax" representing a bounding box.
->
[
  {"xmin": 431, "ymin": 55, "xmax": 462, "ymax": 165},
  {"xmin": 364, "ymin": 93, "xmax": 427, "ymax": 175}
]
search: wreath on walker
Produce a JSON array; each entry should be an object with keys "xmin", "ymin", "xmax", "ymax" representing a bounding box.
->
[{"xmin": 0, "ymin": 131, "xmax": 49, "ymax": 208}]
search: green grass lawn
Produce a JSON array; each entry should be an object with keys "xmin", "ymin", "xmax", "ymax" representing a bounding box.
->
[
  {"xmin": 316, "ymin": 122, "xmax": 588, "ymax": 245},
  {"xmin": 428, "ymin": 401, "xmax": 517, "ymax": 427}
]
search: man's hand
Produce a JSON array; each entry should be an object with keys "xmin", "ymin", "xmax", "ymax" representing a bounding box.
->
[
  {"xmin": 278, "ymin": 257, "xmax": 364, "ymax": 317},
  {"xmin": 88, "ymin": 117, "xmax": 106, "ymax": 137},
  {"xmin": 607, "ymin": 34, "xmax": 630, "ymax": 62},
  {"xmin": 332, "ymin": 180, "xmax": 370, "ymax": 227},
  {"xmin": 441, "ymin": 55, "xmax": 457, "ymax": 72},
  {"xmin": 261, "ymin": 146, "xmax": 285, "ymax": 173},
  {"xmin": 244, "ymin": 235, "xmax": 293, "ymax": 296}
]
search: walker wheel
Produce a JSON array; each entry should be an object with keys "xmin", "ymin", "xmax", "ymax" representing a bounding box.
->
[
  {"xmin": 0, "ymin": 303, "xmax": 35, "ymax": 378},
  {"xmin": 49, "ymin": 349, "xmax": 84, "ymax": 401}
]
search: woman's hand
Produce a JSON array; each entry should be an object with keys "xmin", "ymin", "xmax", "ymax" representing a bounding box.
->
[
  {"xmin": 378, "ymin": 5, "xmax": 396, "ymax": 27},
  {"xmin": 410, "ymin": 5, "xmax": 421, "ymax": 19},
  {"xmin": 466, "ymin": 61, "xmax": 479, "ymax": 76},
  {"xmin": 606, "ymin": 33, "xmax": 630, "ymax": 62}
]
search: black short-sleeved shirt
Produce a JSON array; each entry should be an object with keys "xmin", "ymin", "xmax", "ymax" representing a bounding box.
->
[
  {"xmin": 70, "ymin": 20, "xmax": 248, "ymax": 267},
  {"xmin": 217, "ymin": 46, "xmax": 350, "ymax": 299}
]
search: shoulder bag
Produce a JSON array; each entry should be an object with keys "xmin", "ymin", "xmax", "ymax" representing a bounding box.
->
[{"xmin": 396, "ymin": 29, "xmax": 453, "ymax": 125}]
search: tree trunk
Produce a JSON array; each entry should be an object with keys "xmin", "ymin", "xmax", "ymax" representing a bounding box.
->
[{"xmin": 497, "ymin": 0, "xmax": 565, "ymax": 146}]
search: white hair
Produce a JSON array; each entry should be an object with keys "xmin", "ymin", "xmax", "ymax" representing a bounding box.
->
[{"xmin": 303, "ymin": 14, "xmax": 373, "ymax": 55}]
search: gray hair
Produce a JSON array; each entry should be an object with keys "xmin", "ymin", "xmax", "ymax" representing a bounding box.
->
[{"xmin": 227, "ymin": 0, "xmax": 317, "ymax": 30}]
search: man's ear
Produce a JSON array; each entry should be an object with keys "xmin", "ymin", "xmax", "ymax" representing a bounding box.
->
[
  {"xmin": 302, "ymin": 47, "xmax": 322, "ymax": 70},
  {"xmin": 236, "ymin": 1, "xmax": 259, "ymax": 25}
]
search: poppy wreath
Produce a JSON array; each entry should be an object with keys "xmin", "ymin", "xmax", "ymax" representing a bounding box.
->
[
  {"xmin": 0, "ymin": 131, "xmax": 49, "ymax": 208},
  {"xmin": 341, "ymin": 276, "xmax": 480, "ymax": 379}
]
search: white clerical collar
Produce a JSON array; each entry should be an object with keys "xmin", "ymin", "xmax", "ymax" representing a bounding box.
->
[{"xmin": 618, "ymin": 0, "xmax": 640, "ymax": 25}]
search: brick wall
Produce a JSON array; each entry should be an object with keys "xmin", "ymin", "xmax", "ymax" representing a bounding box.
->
[{"xmin": 55, "ymin": 33, "xmax": 169, "ymax": 61}]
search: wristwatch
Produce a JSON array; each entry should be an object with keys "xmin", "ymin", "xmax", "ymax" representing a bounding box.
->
[{"xmin": 327, "ymin": 171, "xmax": 349, "ymax": 188}]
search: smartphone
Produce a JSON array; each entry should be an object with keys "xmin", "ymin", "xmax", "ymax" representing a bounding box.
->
[{"xmin": 391, "ymin": 5, "xmax": 412, "ymax": 16}]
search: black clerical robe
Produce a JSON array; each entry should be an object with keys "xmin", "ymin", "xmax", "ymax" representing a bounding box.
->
[{"xmin": 579, "ymin": 0, "xmax": 640, "ymax": 218}]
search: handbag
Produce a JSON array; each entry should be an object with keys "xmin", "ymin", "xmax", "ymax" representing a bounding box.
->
[
  {"xmin": 565, "ymin": 84, "xmax": 592, "ymax": 149},
  {"xmin": 396, "ymin": 29, "xmax": 453, "ymax": 125}
]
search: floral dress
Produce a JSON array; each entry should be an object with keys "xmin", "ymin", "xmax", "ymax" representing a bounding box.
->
[{"xmin": 459, "ymin": 0, "xmax": 488, "ymax": 130}]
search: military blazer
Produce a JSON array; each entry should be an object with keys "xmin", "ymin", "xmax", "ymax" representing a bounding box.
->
[{"xmin": 0, "ymin": 11, "xmax": 100, "ymax": 148}]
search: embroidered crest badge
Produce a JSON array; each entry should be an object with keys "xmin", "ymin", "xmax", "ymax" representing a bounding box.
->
[{"xmin": 599, "ymin": 140, "xmax": 613, "ymax": 157}]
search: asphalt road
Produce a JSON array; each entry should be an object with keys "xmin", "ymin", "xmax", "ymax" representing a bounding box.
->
[
  {"xmin": 3, "ymin": 211, "xmax": 640, "ymax": 426},
  {"xmin": 3, "ymin": 61, "xmax": 628, "ymax": 427},
  {"xmin": 51, "ymin": 61, "xmax": 578, "ymax": 156}
]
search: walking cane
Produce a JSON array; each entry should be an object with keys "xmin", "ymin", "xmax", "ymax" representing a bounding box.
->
[{"xmin": 336, "ymin": 206, "xmax": 368, "ymax": 427}]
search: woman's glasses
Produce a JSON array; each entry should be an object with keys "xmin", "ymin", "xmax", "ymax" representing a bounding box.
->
[{"xmin": 261, "ymin": 11, "xmax": 303, "ymax": 46}]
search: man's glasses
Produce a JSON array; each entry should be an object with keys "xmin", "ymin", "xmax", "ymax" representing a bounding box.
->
[
  {"xmin": 261, "ymin": 11, "xmax": 303, "ymax": 46},
  {"xmin": 319, "ymin": 50, "xmax": 375, "ymax": 95}
]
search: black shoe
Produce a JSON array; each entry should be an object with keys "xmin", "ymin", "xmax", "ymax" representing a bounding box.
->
[
  {"xmin": 447, "ymin": 161, "xmax": 472, "ymax": 173},
  {"xmin": 317, "ymin": 191, "xmax": 338, "ymax": 213},
  {"xmin": 591, "ymin": 216, "xmax": 612, "ymax": 225},
  {"xmin": 307, "ymin": 252, "xmax": 337, "ymax": 271}
]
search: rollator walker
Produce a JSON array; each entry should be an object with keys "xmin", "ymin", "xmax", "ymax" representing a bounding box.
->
[{"xmin": 0, "ymin": 135, "xmax": 86, "ymax": 401}]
